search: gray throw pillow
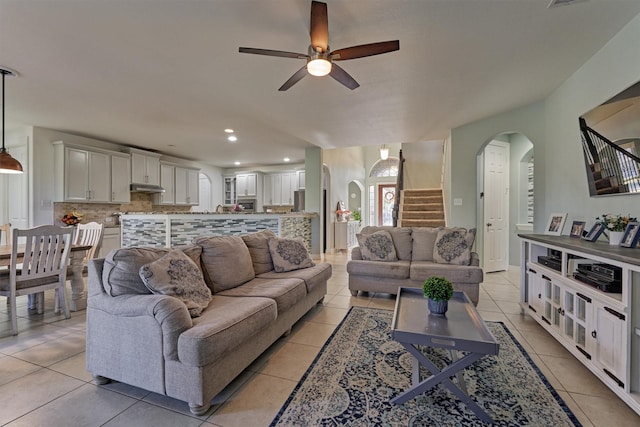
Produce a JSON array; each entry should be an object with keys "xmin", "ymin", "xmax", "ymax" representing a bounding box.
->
[
  {"xmin": 242, "ymin": 230, "xmax": 276, "ymax": 274},
  {"xmin": 139, "ymin": 250, "xmax": 212, "ymax": 317},
  {"xmin": 267, "ymin": 237, "xmax": 315, "ymax": 272},
  {"xmin": 356, "ymin": 231, "xmax": 398, "ymax": 262},
  {"xmin": 102, "ymin": 247, "xmax": 169, "ymax": 296},
  {"xmin": 195, "ymin": 235, "xmax": 255, "ymax": 292},
  {"xmin": 433, "ymin": 228, "xmax": 476, "ymax": 265}
]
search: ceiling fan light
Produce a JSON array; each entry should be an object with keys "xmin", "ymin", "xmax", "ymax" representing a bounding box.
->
[
  {"xmin": 380, "ymin": 145, "xmax": 389, "ymax": 160},
  {"xmin": 307, "ymin": 58, "xmax": 332, "ymax": 76}
]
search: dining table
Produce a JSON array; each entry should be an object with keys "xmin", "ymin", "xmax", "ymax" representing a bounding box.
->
[{"xmin": 0, "ymin": 243, "xmax": 92, "ymax": 311}]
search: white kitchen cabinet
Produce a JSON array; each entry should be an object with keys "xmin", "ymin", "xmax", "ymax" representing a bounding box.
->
[
  {"xmin": 175, "ymin": 167, "xmax": 199, "ymax": 205},
  {"xmin": 297, "ymin": 170, "xmax": 305, "ymax": 189},
  {"xmin": 593, "ymin": 301, "xmax": 626, "ymax": 386},
  {"xmin": 224, "ymin": 176, "xmax": 236, "ymax": 204},
  {"xmin": 155, "ymin": 163, "xmax": 175, "ymax": 205},
  {"xmin": 111, "ymin": 154, "xmax": 131, "ymax": 203},
  {"xmin": 236, "ymin": 173, "xmax": 257, "ymax": 198},
  {"xmin": 130, "ymin": 149, "xmax": 161, "ymax": 185},
  {"xmin": 98, "ymin": 227, "xmax": 121, "ymax": 258},
  {"xmin": 263, "ymin": 172, "xmax": 297, "ymax": 205},
  {"xmin": 57, "ymin": 144, "xmax": 111, "ymax": 202}
]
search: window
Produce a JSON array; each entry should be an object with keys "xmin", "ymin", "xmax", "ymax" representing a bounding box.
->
[{"xmin": 369, "ymin": 158, "xmax": 399, "ymax": 177}]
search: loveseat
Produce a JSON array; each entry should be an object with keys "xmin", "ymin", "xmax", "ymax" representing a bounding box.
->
[
  {"xmin": 86, "ymin": 230, "xmax": 331, "ymax": 415},
  {"xmin": 347, "ymin": 226, "xmax": 482, "ymax": 305}
]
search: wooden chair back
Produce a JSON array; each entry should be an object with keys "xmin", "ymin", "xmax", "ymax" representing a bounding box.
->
[
  {"xmin": 73, "ymin": 222, "xmax": 104, "ymax": 263},
  {"xmin": 0, "ymin": 223, "xmax": 10, "ymax": 246},
  {"xmin": 12, "ymin": 225, "xmax": 73, "ymax": 285}
]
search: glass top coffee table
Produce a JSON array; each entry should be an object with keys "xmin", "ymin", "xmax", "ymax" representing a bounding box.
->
[{"xmin": 390, "ymin": 287, "xmax": 500, "ymax": 423}]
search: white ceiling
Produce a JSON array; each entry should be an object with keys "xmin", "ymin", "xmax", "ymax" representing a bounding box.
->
[{"xmin": 2, "ymin": 0, "xmax": 640, "ymax": 168}]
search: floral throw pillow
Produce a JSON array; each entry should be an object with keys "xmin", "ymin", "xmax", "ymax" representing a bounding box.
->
[
  {"xmin": 139, "ymin": 250, "xmax": 212, "ymax": 317},
  {"xmin": 267, "ymin": 237, "xmax": 315, "ymax": 272},
  {"xmin": 356, "ymin": 230, "xmax": 398, "ymax": 262},
  {"xmin": 433, "ymin": 228, "xmax": 476, "ymax": 265}
]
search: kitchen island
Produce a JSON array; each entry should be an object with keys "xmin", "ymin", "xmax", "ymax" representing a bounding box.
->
[{"xmin": 120, "ymin": 212, "xmax": 315, "ymax": 250}]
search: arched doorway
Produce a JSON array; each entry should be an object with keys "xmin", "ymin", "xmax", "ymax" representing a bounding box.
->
[{"xmin": 368, "ymin": 157, "xmax": 399, "ymax": 226}]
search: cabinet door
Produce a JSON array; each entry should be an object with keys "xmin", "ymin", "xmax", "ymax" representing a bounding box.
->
[
  {"xmin": 271, "ymin": 174, "xmax": 282, "ymax": 204},
  {"xmin": 224, "ymin": 176, "xmax": 236, "ymax": 204},
  {"xmin": 246, "ymin": 173, "xmax": 257, "ymax": 197},
  {"xmin": 88, "ymin": 151, "xmax": 111, "ymax": 202},
  {"xmin": 130, "ymin": 152, "xmax": 147, "ymax": 184},
  {"xmin": 65, "ymin": 147, "xmax": 89, "ymax": 201},
  {"xmin": 263, "ymin": 175, "xmax": 273, "ymax": 205},
  {"xmin": 111, "ymin": 155, "xmax": 131, "ymax": 203},
  {"xmin": 298, "ymin": 171, "xmax": 305, "ymax": 190},
  {"xmin": 145, "ymin": 155, "xmax": 161, "ymax": 186},
  {"xmin": 187, "ymin": 169, "xmax": 199, "ymax": 205},
  {"xmin": 593, "ymin": 302, "xmax": 626, "ymax": 386},
  {"xmin": 98, "ymin": 229, "xmax": 121, "ymax": 258},
  {"xmin": 281, "ymin": 173, "xmax": 293, "ymax": 205},
  {"xmin": 159, "ymin": 164, "xmax": 176, "ymax": 205},
  {"xmin": 526, "ymin": 269, "xmax": 543, "ymax": 315},
  {"xmin": 236, "ymin": 174, "xmax": 248, "ymax": 197}
]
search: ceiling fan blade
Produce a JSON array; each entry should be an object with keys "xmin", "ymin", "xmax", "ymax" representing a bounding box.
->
[
  {"xmin": 329, "ymin": 63, "xmax": 359, "ymax": 90},
  {"xmin": 239, "ymin": 47, "xmax": 307, "ymax": 59},
  {"xmin": 331, "ymin": 40, "xmax": 400, "ymax": 61},
  {"xmin": 310, "ymin": 1, "xmax": 328, "ymax": 51},
  {"xmin": 279, "ymin": 66, "xmax": 309, "ymax": 91}
]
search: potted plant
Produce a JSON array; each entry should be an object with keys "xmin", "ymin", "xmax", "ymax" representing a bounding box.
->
[
  {"xmin": 596, "ymin": 213, "xmax": 637, "ymax": 245},
  {"xmin": 423, "ymin": 276, "xmax": 454, "ymax": 316}
]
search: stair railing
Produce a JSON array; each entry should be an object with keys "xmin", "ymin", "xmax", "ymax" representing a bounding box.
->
[
  {"xmin": 392, "ymin": 149, "xmax": 405, "ymax": 227},
  {"xmin": 579, "ymin": 118, "xmax": 640, "ymax": 195}
]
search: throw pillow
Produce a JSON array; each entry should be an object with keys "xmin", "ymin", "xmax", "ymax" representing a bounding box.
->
[
  {"xmin": 102, "ymin": 247, "xmax": 169, "ymax": 297},
  {"xmin": 433, "ymin": 228, "xmax": 476, "ymax": 265},
  {"xmin": 267, "ymin": 237, "xmax": 315, "ymax": 272},
  {"xmin": 242, "ymin": 230, "xmax": 277, "ymax": 274},
  {"xmin": 195, "ymin": 235, "xmax": 255, "ymax": 292},
  {"xmin": 356, "ymin": 230, "xmax": 398, "ymax": 262},
  {"xmin": 139, "ymin": 250, "xmax": 212, "ymax": 317}
]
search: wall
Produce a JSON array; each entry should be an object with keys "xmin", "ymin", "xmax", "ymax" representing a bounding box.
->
[
  {"xmin": 402, "ymin": 140, "xmax": 444, "ymax": 189},
  {"xmin": 508, "ymin": 133, "xmax": 533, "ymax": 265}
]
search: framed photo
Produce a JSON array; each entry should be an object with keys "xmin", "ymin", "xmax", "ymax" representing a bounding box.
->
[
  {"xmin": 545, "ymin": 213, "xmax": 567, "ymax": 236},
  {"xmin": 583, "ymin": 223, "xmax": 605, "ymax": 242},
  {"xmin": 620, "ymin": 222, "xmax": 640, "ymax": 248},
  {"xmin": 569, "ymin": 221, "xmax": 586, "ymax": 238}
]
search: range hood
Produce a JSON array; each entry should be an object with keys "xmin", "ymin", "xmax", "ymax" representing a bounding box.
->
[{"xmin": 130, "ymin": 183, "xmax": 165, "ymax": 193}]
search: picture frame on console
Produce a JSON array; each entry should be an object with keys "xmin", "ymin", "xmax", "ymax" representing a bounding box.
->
[
  {"xmin": 620, "ymin": 222, "xmax": 640, "ymax": 248},
  {"xmin": 545, "ymin": 213, "xmax": 567, "ymax": 236},
  {"xmin": 583, "ymin": 223, "xmax": 605, "ymax": 242},
  {"xmin": 570, "ymin": 221, "xmax": 586, "ymax": 238}
]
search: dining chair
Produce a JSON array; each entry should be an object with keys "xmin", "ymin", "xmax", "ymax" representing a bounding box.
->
[
  {"xmin": 0, "ymin": 225, "xmax": 73, "ymax": 336},
  {"xmin": 73, "ymin": 222, "xmax": 104, "ymax": 265},
  {"xmin": 0, "ymin": 223, "xmax": 10, "ymax": 245}
]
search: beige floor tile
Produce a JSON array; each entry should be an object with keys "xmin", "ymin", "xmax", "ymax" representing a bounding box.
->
[
  {"xmin": 5, "ymin": 383, "xmax": 138, "ymax": 427},
  {"xmin": 285, "ymin": 320, "xmax": 337, "ymax": 347},
  {"xmin": 304, "ymin": 305, "xmax": 349, "ymax": 325},
  {"xmin": 0, "ymin": 355, "xmax": 43, "ymax": 386},
  {"xmin": 475, "ymin": 298, "xmax": 502, "ymax": 313},
  {"xmin": 10, "ymin": 331, "xmax": 86, "ymax": 366},
  {"xmin": 103, "ymin": 400, "xmax": 203, "ymax": 427},
  {"xmin": 254, "ymin": 341, "xmax": 318, "ymax": 381},
  {"xmin": 505, "ymin": 311, "xmax": 542, "ymax": 332},
  {"xmin": 48, "ymin": 351, "xmax": 94, "ymax": 382},
  {"xmin": 0, "ymin": 369, "xmax": 84, "ymax": 425},
  {"xmin": 526, "ymin": 352, "xmax": 564, "ymax": 392},
  {"xmin": 208, "ymin": 373, "xmax": 297, "ymax": 427},
  {"xmin": 556, "ymin": 390, "xmax": 594, "ymax": 427},
  {"xmin": 520, "ymin": 329, "xmax": 573, "ymax": 359},
  {"xmin": 570, "ymin": 392, "xmax": 640, "ymax": 427},
  {"xmin": 493, "ymin": 300, "xmax": 523, "ymax": 314},
  {"xmin": 538, "ymin": 354, "xmax": 613, "ymax": 397}
]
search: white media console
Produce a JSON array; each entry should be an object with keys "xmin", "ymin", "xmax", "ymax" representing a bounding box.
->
[{"xmin": 519, "ymin": 234, "xmax": 640, "ymax": 415}]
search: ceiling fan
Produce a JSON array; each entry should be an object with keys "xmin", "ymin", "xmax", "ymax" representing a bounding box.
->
[{"xmin": 239, "ymin": 0, "xmax": 399, "ymax": 91}]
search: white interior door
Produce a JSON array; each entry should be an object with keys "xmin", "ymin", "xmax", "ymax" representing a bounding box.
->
[{"xmin": 483, "ymin": 141, "xmax": 509, "ymax": 272}]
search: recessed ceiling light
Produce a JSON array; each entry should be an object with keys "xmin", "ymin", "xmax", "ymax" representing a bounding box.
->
[
  {"xmin": 228, "ymin": 135, "xmax": 238, "ymax": 142},
  {"xmin": 234, "ymin": 161, "xmax": 240, "ymax": 166},
  {"xmin": 225, "ymin": 128, "xmax": 234, "ymax": 133},
  {"xmin": 283, "ymin": 157, "xmax": 290, "ymax": 162},
  {"xmin": 168, "ymin": 144, "xmax": 175, "ymax": 147}
]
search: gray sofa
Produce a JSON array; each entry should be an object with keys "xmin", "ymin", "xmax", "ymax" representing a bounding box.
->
[
  {"xmin": 347, "ymin": 226, "xmax": 482, "ymax": 305},
  {"xmin": 86, "ymin": 230, "xmax": 331, "ymax": 415}
]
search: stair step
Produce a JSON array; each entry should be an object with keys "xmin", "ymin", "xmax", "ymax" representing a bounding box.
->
[
  {"xmin": 404, "ymin": 196, "xmax": 442, "ymax": 204},
  {"xmin": 400, "ymin": 219, "xmax": 446, "ymax": 227},
  {"xmin": 401, "ymin": 203, "xmax": 443, "ymax": 211},
  {"xmin": 401, "ymin": 211, "xmax": 444, "ymax": 220},
  {"xmin": 403, "ymin": 189, "xmax": 442, "ymax": 197}
]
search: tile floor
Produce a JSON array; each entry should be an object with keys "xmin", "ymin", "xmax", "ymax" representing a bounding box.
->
[{"xmin": 1, "ymin": 253, "xmax": 640, "ymax": 426}]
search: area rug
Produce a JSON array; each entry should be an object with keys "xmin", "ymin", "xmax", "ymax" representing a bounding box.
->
[{"xmin": 271, "ymin": 307, "xmax": 582, "ymax": 426}]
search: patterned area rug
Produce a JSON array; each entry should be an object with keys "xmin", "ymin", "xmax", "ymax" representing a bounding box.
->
[{"xmin": 271, "ymin": 307, "xmax": 582, "ymax": 426}]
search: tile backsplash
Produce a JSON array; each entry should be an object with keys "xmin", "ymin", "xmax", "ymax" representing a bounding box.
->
[{"xmin": 53, "ymin": 193, "xmax": 191, "ymax": 226}]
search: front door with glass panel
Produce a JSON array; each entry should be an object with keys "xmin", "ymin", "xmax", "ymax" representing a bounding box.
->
[{"xmin": 378, "ymin": 184, "xmax": 395, "ymax": 226}]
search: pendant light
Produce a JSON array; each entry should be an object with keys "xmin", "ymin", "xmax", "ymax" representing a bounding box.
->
[
  {"xmin": 380, "ymin": 144, "xmax": 389, "ymax": 160},
  {"xmin": 0, "ymin": 67, "xmax": 23, "ymax": 174}
]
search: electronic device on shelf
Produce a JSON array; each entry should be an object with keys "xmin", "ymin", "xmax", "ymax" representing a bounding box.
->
[
  {"xmin": 574, "ymin": 263, "xmax": 622, "ymax": 293},
  {"xmin": 537, "ymin": 255, "xmax": 562, "ymax": 272}
]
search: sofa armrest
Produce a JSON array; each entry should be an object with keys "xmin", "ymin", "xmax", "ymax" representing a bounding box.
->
[
  {"xmin": 351, "ymin": 247, "xmax": 363, "ymax": 260},
  {"xmin": 470, "ymin": 252, "xmax": 480, "ymax": 267}
]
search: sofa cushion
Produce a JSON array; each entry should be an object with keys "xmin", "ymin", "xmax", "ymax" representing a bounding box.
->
[
  {"xmin": 139, "ymin": 250, "xmax": 212, "ymax": 317},
  {"xmin": 346, "ymin": 259, "xmax": 410, "ymax": 280},
  {"xmin": 411, "ymin": 227, "xmax": 439, "ymax": 261},
  {"xmin": 242, "ymin": 230, "xmax": 276, "ymax": 275},
  {"xmin": 102, "ymin": 247, "xmax": 169, "ymax": 297},
  {"xmin": 268, "ymin": 237, "xmax": 315, "ymax": 272},
  {"xmin": 195, "ymin": 235, "xmax": 255, "ymax": 293},
  {"xmin": 357, "ymin": 231, "xmax": 398, "ymax": 262},
  {"xmin": 173, "ymin": 243, "xmax": 203, "ymax": 273},
  {"xmin": 433, "ymin": 228, "xmax": 476, "ymax": 265},
  {"xmin": 178, "ymin": 295, "xmax": 277, "ymax": 366},
  {"xmin": 218, "ymin": 277, "xmax": 307, "ymax": 313},
  {"xmin": 257, "ymin": 262, "xmax": 332, "ymax": 293},
  {"xmin": 360, "ymin": 226, "xmax": 412, "ymax": 260},
  {"xmin": 410, "ymin": 261, "xmax": 483, "ymax": 284}
]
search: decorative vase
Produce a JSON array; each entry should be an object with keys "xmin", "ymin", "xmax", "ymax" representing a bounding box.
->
[
  {"xmin": 609, "ymin": 231, "xmax": 624, "ymax": 246},
  {"xmin": 428, "ymin": 298, "xmax": 448, "ymax": 316}
]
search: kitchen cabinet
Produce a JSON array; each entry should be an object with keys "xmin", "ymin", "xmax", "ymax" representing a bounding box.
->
[
  {"xmin": 99, "ymin": 227, "xmax": 121, "ymax": 258},
  {"xmin": 54, "ymin": 143, "xmax": 116, "ymax": 203},
  {"xmin": 155, "ymin": 163, "xmax": 175, "ymax": 205},
  {"xmin": 130, "ymin": 148, "xmax": 161, "ymax": 186},
  {"xmin": 236, "ymin": 173, "xmax": 257, "ymax": 198},
  {"xmin": 263, "ymin": 172, "xmax": 297, "ymax": 205},
  {"xmin": 175, "ymin": 167, "xmax": 199, "ymax": 205},
  {"xmin": 519, "ymin": 235, "xmax": 640, "ymax": 413},
  {"xmin": 111, "ymin": 154, "xmax": 131, "ymax": 203},
  {"xmin": 224, "ymin": 176, "xmax": 236, "ymax": 204},
  {"xmin": 297, "ymin": 170, "xmax": 305, "ymax": 189}
]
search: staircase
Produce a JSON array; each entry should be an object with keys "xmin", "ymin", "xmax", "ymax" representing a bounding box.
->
[
  {"xmin": 398, "ymin": 188, "xmax": 446, "ymax": 227},
  {"xmin": 589, "ymin": 163, "xmax": 626, "ymax": 195}
]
